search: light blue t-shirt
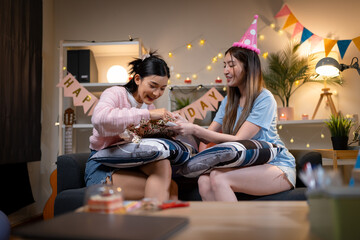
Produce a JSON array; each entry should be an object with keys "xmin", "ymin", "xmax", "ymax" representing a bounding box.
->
[{"xmin": 213, "ymin": 89, "xmax": 295, "ymax": 169}]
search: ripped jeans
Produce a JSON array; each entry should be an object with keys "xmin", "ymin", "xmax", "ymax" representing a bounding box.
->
[{"xmin": 84, "ymin": 149, "xmax": 116, "ymax": 186}]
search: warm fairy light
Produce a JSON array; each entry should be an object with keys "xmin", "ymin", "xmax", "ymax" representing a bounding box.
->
[
  {"xmin": 187, "ymin": 44, "xmax": 192, "ymax": 49},
  {"xmin": 262, "ymin": 52, "xmax": 268, "ymax": 59},
  {"xmin": 176, "ymin": 73, "xmax": 181, "ymax": 79},
  {"xmin": 259, "ymin": 34, "xmax": 265, "ymax": 40},
  {"xmin": 278, "ymin": 125, "xmax": 283, "ymax": 130},
  {"xmin": 168, "ymin": 52, "xmax": 173, "ymax": 57},
  {"xmin": 55, "ymin": 122, "xmax": 60, "ymax": 126},
  {"xmin": 63, "ymin": 67, "xmax": 67, "ymax": 70},
  {"xmin": 207, "ymin": 65, "xmax": 212, "ymax": 70},
  {"xmin": 295, "ymin": 80, "xmax": 299, "ymax": 86},
  {"xmin": 290, "ymin": 138, "xmax": 294, "ymax": 143},
  {"xmin": 168, "ymin": 79, "xmax": 171, "ymax": 85},
  {"xmin": 278, "ymin": 30, "xmax": 284, "ymax": 35},
  {"xmin": 199, "ymin": 39, "xmax": 205, "ymax": 46},
  {"xmin": 192, "ymin": 74, "xmax": 198, "ymax": 79},
  {"xmin": 223, "ymin": 86, "xmax": 227, "ymax": 92},
  {"xmin": 333, "ymin": 90, "xmax": 338, "ymax": 96},
  {"xmin": 197, "ymin": 85, "xmax": 202, "ymax": 90},
  {"xmin": 306, "ymin": 143, "xmax": 310, "ymax": 148},
  {"xmin": 321, "ymin": 134, "xmax": 325, "ymax": 139},
  {"xmin": 212, "ymin": 57, "xmax": 218, "ymax": 63},
  {"xmin": 270, "ymin": 23, "xmax": 276, "ymax": 29},
  {"xmin": 218, "ymin": 53, "xmax": 223, "ymax": 59}
]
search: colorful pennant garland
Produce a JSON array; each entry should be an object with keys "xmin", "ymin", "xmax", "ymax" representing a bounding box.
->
[{"xmin": 276, "ymin": 4, "xmax": 360, "ymax": 59}]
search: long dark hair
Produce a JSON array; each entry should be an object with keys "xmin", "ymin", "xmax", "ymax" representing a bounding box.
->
[
  {"xmin": 125, "ymin": 51, "xmax": 170, "ymax": 93},
  {"xmin": 222, "ymin": 47, "xmax": 263, "ymax": 135}
]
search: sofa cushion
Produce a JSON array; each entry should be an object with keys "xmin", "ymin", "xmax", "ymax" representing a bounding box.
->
[
  {"xmin": 177, "ymin": 140, "xmax": 282, "ymax": 178},
  {"xmin": 90, "ymin": 138, "xmax": 196, "ymax": 168}
]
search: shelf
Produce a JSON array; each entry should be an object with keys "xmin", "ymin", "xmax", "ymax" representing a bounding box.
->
[
  {"xmin": 62, "ymin": 124, "xmax": 93, "ymax": 129},
  {"xmin": 169, "ymin": 84, "xmax": 225, "ymax": 90},
  {"xmin": 277, "ymin": 119, "xmax": 327, "ymax": 125}
]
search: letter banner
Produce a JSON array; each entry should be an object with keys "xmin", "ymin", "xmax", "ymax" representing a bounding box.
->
[
  {"xmin": 173, "ymin": 87, "xmax": 224, "ymax": 123},
  {"xmin": 56, "ymin": 73, "xmax": 99, "ymax": 116}
]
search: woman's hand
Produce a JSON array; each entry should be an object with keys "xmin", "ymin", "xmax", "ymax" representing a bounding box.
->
[
  {"xmin": 149, "ymin": 108, "xmax": 173, "ymax": 120},
  {"xmin": 172, "ymin": 113, "xmax": 188, "ymax": 123},
  {"xmin": 169, "ymin": 122, "xmax": 197, "ymax": 136}
]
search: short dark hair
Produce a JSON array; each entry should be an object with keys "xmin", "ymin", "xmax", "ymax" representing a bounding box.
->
[{"xmin": 125, "ymin": 51, "xmax": 170, "ymax": 93}]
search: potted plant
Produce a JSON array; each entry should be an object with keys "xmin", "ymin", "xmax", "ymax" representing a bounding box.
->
[
  {"xmin": 174, "ymin": 97, "xmax": 190, "ymax": 110},
  {"xmin": 325, "ymin": 114, "xmax": 354, "ymax": 150},
  {"xmin": 263, "ymin": 42, "xmax": 314, "ymax": 120}
]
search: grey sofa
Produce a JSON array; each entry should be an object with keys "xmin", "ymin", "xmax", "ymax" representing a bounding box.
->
[{"xmin": 54, "ymin": 150, "xmax": 322, "ymax": 216}]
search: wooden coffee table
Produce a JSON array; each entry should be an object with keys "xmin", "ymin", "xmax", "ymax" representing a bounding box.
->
[{"xmin": 140, "ymin": 201, "xmax": 318, "ymax": 240}]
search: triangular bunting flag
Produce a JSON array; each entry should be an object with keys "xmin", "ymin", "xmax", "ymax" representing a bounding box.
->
[
  {"xmin": 352, "ymin": 36, "xmax": 360, "ymax": 52},
  {"xmin": 192, "ymin": 100, "xmax": 207, "ymax": 119},
  {"xmin": 183, "ymin": 105, "xmax": 197, "ymax": 123},
  {"xmin": 337, "ymin": 40, "xmax": 352, "ymax": 59},
  {"xmin": 300, "ymin": 28, "xmax": 313, "ymax": 44},
  {"xmin": 291, "ymin": 22, "xmax": 303, "ymax": 39},
  {"xmin": 282, "ymin": 13, "xmax": 298, "ymax": 29},
  {"xmin": 87, "ymin": 99, "xmax": 98, "ymax": 116},
  {"xmin": 324, "ymin": 39, "xmax": 338, "ymax": 56},
  {"xmin": 275, "ymin": 4, "xmax": 291, "ymax": 18},
  {"xmin": 309, "ymin": 35, "xmax": 323, "ymax": 52}
]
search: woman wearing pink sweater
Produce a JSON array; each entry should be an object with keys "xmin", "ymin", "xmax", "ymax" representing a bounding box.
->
[{"xmin": 85, "ymin": 53, "xmax": 175, "ymax": 202}]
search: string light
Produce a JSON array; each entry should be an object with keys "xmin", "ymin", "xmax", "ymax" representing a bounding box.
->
[
  {"xmin": 278, "ymin": 125, "xmax": 283, "ymax": 130},
  {"xmin": 187, "ymin": 44, "xmax": 192, "ymax": 50},
  {"xmin": 290, "ymin": 138, "xmax": 294, "ymax": 143},
  {"xmin": 270, "ymin": 23, "xmax": 276, "ymax": 29},
  {"xmin": 199, "ymin": 39, "xmax": 205, "ymax": 46},
  {"xmin": 306, "ymin": 143, "xmax": 310, "ymax": 148},
  {"xmin": 176, "ymin": 73, "xmax": 181, "ymax": 79},
  {"xmin": 223, "ymin": 86, "xmax": 227, "ymax": 92},
  {"xmin": 321, "ymin": 133, "xmax": 325, "ymax": 139},
  {"xmin": 295, "ymin": 80, "xmax": 300, "ymax": 86},
  {"xmin": 262, "ymin": 52, "xmax": 269, "ymax": 59},
  {"xmin": 207, "ymin": 65, "xmax": 212, "ymax": 70},
  {"xmin": 278, "ymin": 30, "xmax": 284, "ymax": 35},
  {"xmin": 192, "ymin": 74, "xmax": 198, "ymax": 79},
  {"xmin": 168, "ymin": 79, "xmax": 171, "ymax": 85},
  {"xmin": 259, "ymin": 34, "xmax": 265, "ymax": 40},
  {"xmin": 168, "ymin": 52, "xmax": 173, "ymax": 57},
  {"xmin": 218, "ymin": 53, "xmax": 223, "ymax": 58},
  {"xmin": 63, "ymin": 67, "xmax": 67, "ymax": 70},
  {"xmin": 212, "ymin": 57, "xmax": 218, "ymax": 63}
]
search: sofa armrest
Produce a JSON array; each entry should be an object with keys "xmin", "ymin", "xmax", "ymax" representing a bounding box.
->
[
  {"xmin": 289, "ymin": 149, "xmax": 322, "ymax": 188},
  {"xmin": 57, "ymin": 153, "xmax": 89, "ymax": 194}
]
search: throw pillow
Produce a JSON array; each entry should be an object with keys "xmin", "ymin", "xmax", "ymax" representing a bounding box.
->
[
  {"xmin": 177, "ymin": 140, "xmax": 282, "ymax": 178},
  {"xmin": 90, "ymin": 138, "xmax": 197, "ymax": 168}
]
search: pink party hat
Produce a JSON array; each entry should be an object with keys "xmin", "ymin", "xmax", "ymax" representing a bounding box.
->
[{"xmin": 233, "ymin": 15, "xmax": 260, "ymax": 54}]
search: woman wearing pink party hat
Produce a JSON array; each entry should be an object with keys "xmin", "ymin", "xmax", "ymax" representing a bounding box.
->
[{"xmin": 170, "ymin": 15, "xmax": 295, "ymax": 201}]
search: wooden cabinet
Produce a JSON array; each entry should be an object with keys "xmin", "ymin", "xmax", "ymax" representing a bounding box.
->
[{"xmin": 58, "ymin": 40, "xmax": 145, "ymax": 154}]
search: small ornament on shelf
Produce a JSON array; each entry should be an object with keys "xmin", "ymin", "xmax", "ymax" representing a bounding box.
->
[
  {"xmin": 279, "ymin": 113, "xmax": 287, "ymax": 121},
  {"xmin": 184, "ymin": 77, "xmax": 192, "ymax": 84},
  {"xmin": 301, "ymin": 114, "xmax": 309, "ymax": 120},
  {"xmin": 215, "ymin": 77, "xmax": 222, "ymax": 84}
]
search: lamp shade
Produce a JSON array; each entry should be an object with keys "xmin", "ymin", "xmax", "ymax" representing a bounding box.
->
[{"xmin": 315, "ymin": 57, "xmax": 341, "ymax": 77}]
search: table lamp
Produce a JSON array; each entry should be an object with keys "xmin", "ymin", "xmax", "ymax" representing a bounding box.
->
[{"xmin": 312, "ymin": 56, "xmax": 360, "ymax": 119}]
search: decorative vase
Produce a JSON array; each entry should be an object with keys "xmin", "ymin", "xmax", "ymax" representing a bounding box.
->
[
  {"xmin": 331, "ymin": 136, "xmax": 349, "ymax": 150},
  {"xmin": 277, "ymin": 107, "xmax": 294, "ymax": 121}
]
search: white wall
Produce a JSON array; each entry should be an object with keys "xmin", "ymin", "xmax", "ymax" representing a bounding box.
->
[{"xmin": 12, "ymin": 0, "xmax": 360, "ymax": 221}]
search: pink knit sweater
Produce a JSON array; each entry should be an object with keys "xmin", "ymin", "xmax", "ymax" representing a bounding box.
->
[{"xmin": 89, "ymin": 86, "xmax": 155, "ymax": 150}]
